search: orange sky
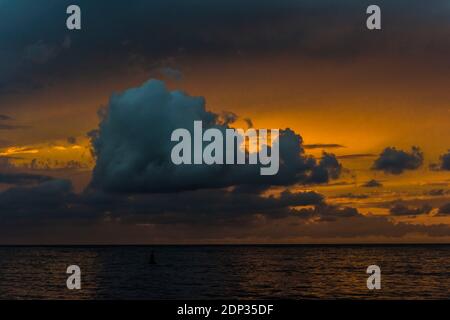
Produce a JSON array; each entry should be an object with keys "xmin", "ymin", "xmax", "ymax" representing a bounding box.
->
[
  {"xmin": 1, "ymin": 54, "xmax": 449, "ymax": 231},
  {"xmin": 3, "ymin": 53, "xmax": 449, "ymax": 166}
]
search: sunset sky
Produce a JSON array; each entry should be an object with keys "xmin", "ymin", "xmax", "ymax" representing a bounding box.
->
[{"xmin": 0, "ymin": 0, "xmax": 449, "ymax": 243}]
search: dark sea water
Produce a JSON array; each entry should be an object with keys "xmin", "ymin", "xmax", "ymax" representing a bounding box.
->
[{"xmin": 0, "ymin": 245, "xmax": 449, "ymax": 300}]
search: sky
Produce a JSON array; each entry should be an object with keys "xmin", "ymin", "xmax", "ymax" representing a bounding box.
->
[{"xmin": 0, "ymin": 0, "xmax": 449, "ymax": 244}]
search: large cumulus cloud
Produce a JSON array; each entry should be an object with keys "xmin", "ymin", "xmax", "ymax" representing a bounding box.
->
[
  {"xmin": 372, "ymin": 146, "xmax": 423, "ymax": 175},
  {"xmin": 89, "ymin": 79, "xmax": 342, "ymax": 193}
]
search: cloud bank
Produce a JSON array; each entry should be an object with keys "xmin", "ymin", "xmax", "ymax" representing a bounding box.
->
[
  {"xmin": 90, "ymin": 80, "xmax": 342, "ymax": 193},
  {"xmin": 2, "ymin": 177, "xmax": 450, "ymax": 243}
]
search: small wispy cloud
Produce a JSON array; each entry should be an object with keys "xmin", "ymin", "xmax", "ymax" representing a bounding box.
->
[
  {"xmin": 337, "ymin": 153, "xmax": 376, "ymax": 160},
  {"xmin": 304, "ymin": 144, "xmax": 345, "ymax": 149}
]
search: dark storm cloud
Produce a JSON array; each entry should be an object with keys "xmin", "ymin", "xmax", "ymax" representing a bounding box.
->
[
  {"xmin": 2, "ymin": 177, "xmax": 450, "ymax": 241},
  {"xmin": 372, "ymin": 147, "xmax": 423, "ymax": 175},
  {"xmin": 0, "ymin": 167, "xmax": 374, "ymax": 227},
  {"xmin": 112, "ymin": 189, "xmax": 326, "ymax": 224},
  {"xmin": 89, "ymin": 79, "xmax": 342, "ymax": 193},
  {"xmin": 389, "ymin": 203, "xmax": 432, "ymax": 217},
  {"xmin": 0, "ymin": 176, "xmax": 325, "ymax": 225},
  {"xmin": 362, "ymin": 179, "xmax": 382, "ymax": 188},
  {"xmin": 2, "ymin": 0, "xmax": 450, "ymax": 96}
]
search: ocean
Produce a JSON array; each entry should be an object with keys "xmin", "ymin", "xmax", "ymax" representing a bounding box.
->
[{"xmin": 0, "ymin": 245, "xmax": 449, "ymax": 300}]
